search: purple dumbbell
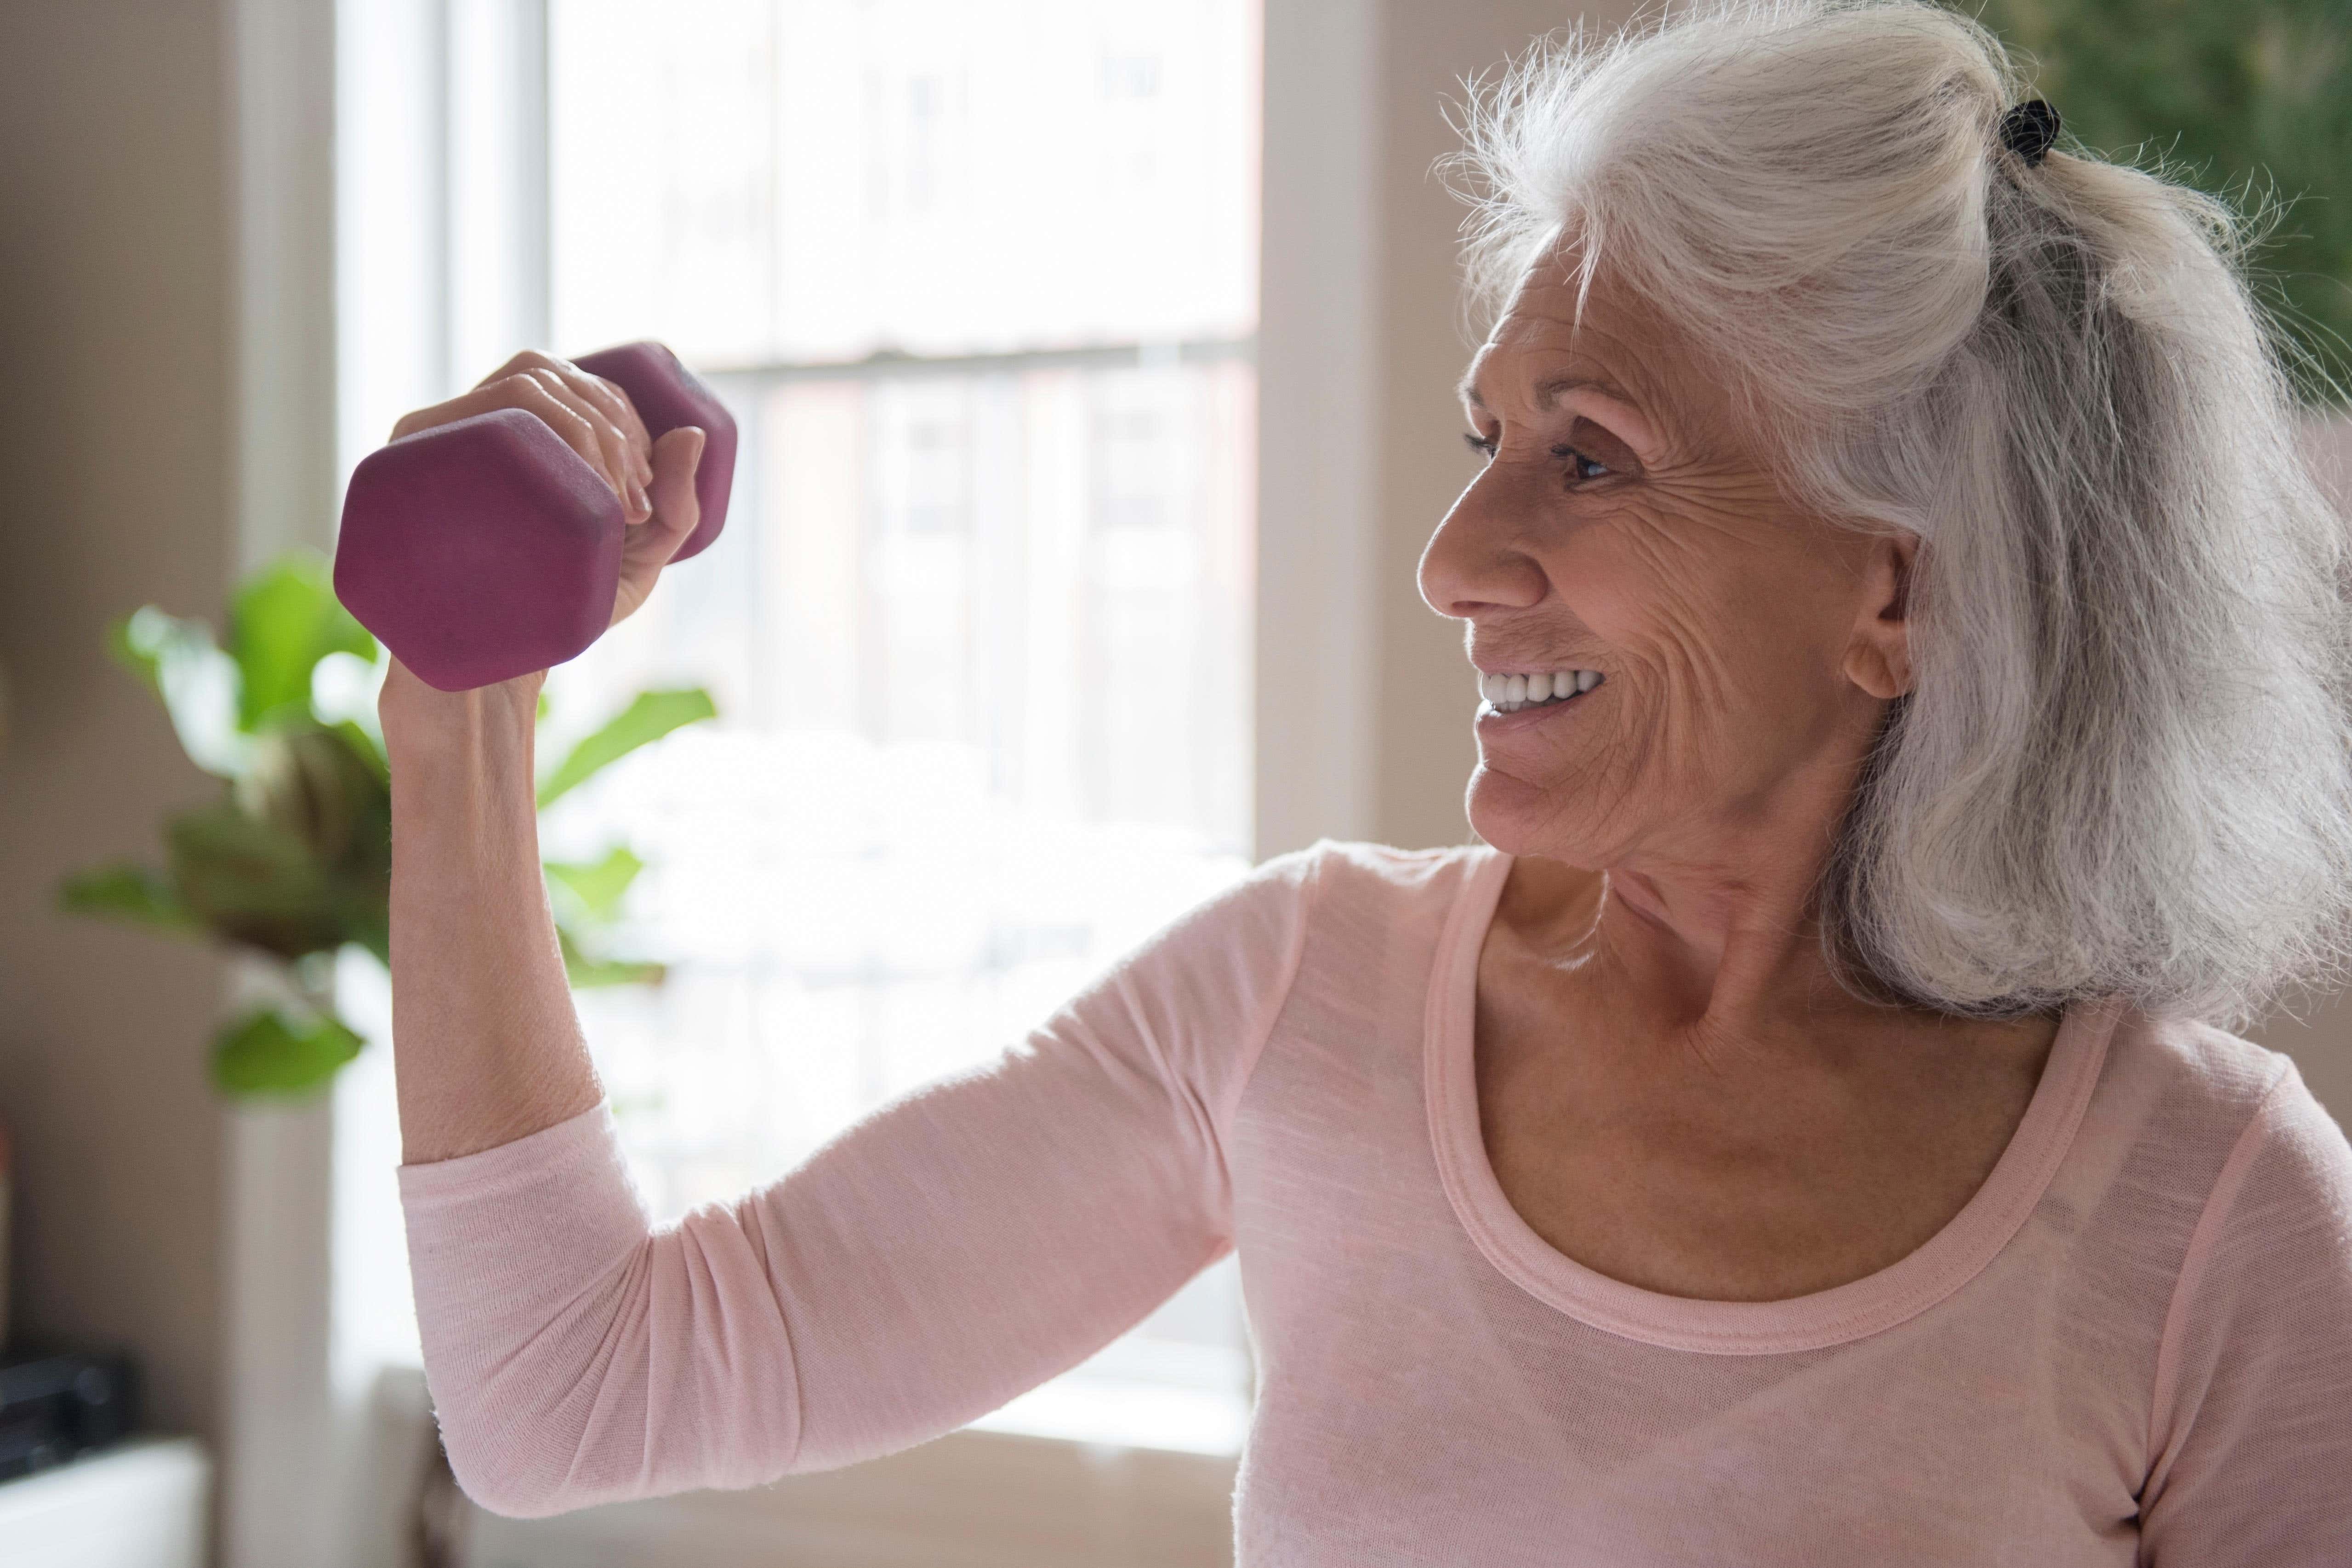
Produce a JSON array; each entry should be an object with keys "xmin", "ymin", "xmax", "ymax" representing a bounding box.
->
[{"xmin": 333, "ymin": 341, "xmax": 738, "ymax": 692}]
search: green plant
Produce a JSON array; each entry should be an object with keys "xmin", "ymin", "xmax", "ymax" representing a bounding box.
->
[
  {"xmin": 1973, "ymin": 0, "xmax": 2352, "ymax": 406},
  {"xmin": 59, "ymin": 551, "xmax": 716, "ymax": 1095}
]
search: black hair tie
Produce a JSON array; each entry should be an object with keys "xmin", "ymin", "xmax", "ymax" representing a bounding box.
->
[{"xmin": 1998, "ymin": 99, "xmax": 2061, "ymax": 167}]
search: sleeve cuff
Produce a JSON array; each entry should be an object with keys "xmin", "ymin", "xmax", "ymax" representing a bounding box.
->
[{"xmin": 398, "ymin": 1102, "xmax": 652, "ymax": 1301}]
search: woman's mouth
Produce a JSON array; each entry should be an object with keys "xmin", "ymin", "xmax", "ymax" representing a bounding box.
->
[{"xmin": 1475, "ymin": 669, "xmax": 1603, "ymax": 731}]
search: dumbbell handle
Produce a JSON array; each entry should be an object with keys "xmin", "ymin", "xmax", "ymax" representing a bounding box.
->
[
  {"xmin": 571, "ymin": 342, "xmax": 736, "ymax": 564},
  {"xmin": 333, "ymin": 342, "xmax": 738, "ymax": 692}
]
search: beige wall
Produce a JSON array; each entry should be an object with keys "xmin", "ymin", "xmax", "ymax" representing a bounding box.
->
[
  {"xmin": 1370, "ymin": 1, "xmax": 1630, "ymax": 855},
  {"xmin": 0, "ymin": 0, "xmax": 232, "ymax": 1449}
]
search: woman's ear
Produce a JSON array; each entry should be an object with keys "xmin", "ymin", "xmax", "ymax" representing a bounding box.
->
[{"xmin": 1841, "ymin": 531, "xmax": 1917, "ymax": 701}]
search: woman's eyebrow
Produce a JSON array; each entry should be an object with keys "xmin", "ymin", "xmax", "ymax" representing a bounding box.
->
[
  {"xmin": 1456, "ymin": 371, "xmax": 1636, "ymax": 412},
  {"xmin": 1459, "ymin": 370, "xmax": 1659, "ymax": 459}
]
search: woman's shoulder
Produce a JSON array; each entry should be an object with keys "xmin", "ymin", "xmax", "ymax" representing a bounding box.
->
[
  {"xmin": 1284, "ymin": 836, "xmax": 1492, "ymax": 906},
  {"xmin": 2118, "ymin": 1010, "xmax": 2336, "ymax": 1127},
  {"xmin": 2103, "ymin": 1008, "xmax": 2352, "ymax": 1216},
  {"xmin": 2121, "ymin": 1015, "xmax": 2352, "ymax": 1499},
  {"xmin": 2121, "ymin": 1011, "xmax": 2300, "ymax": 1108},
  {"xmin": 1102, "ymin": 838, "xmax": 1478, "ymax": 976},
  {"xmin": 1196, "ymin": 838, "xmax": 1490, "ymax": 938}
]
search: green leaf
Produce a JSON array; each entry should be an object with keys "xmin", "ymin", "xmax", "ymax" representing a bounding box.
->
[
  {"xmin": 211, "ymin": 1006, "xmax": 363, "ymax": 1096},
  {"xmin": 537, "ymin": 687, "xmax": 717, "ymax": 810},
  {"xmin": 343, "ymin": 912, "xmax": 391, "ymax": 969},
  {"xmin": 57, "ymin": 862, "xmax": 201, "ymax": 935},
  {"xmin": 166, "ymin": 800, "xmax": 351, "ymax": 961},
  {"xmin": 556, "ymin": 924, "xmax": 667, "ymax": 988},
  {"xmin": 328, "ymin": 718, "xmax": 389, "ymax": 787},
  {"xmin": 233, "ymin": 726, "xmax": 393, "ymax": 874},
  {"xmin": 544, "ymin": 845, "xmax": 645, "ymax": 925},
  {"xmin": 110, "ymin": 606, "xmax": 253, "ymax": 776},
  {"xmin": 310, "ymin": 649, "xmax": 387, "ymax": 751},
  {"xmin": 229, "ymin": 552, "xmax": 376, "ymax": 733},
  {"xmin": 1975, "ymin": 0, "xmax": 2352, "ymax": 406}
]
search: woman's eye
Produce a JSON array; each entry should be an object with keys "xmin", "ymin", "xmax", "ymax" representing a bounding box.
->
[
  {"xmin": 1552, "ymin": 443, "xmax": 1611, "ymax": 483},
  {"xmin": 1463, "ymin": 431, "xmax": 1611, "ymax": 484}
]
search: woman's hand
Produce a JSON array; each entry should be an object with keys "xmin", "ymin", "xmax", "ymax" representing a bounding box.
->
[
  {"xmin": 394, "ymin": 348, "xmax": 654, "ymax": 516},
  {"xmin": 385, "ymin": 348, "xmax": 707, "ymax": 630},
  {"xmin": 376, "ymin": 349, "xmax": 708, "ymax": 741}
]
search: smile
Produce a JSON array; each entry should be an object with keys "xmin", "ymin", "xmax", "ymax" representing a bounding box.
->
[{"xmin": 1477, "ymin": 668, "xmax": 1603, "ymax": 714}]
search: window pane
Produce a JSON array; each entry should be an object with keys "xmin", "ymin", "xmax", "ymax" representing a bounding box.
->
[
  {"xmin": 551, "ymin": 0, "xmax": 1261, "ymax": 364},
  {"xmin": 540, "ymin": 354, "xmax": 1257, "ymax": 1450},
  {"xmin": 542, "ymin": 0, "xmax": 1260, "ymax": 1456}
]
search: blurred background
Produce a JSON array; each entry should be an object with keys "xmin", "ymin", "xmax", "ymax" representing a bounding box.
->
[{"xmin": 0, "ymin": 1, "xmax": 2346, "ymax": 1565}]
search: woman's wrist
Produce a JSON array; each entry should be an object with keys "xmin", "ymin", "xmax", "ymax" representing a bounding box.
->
[{"xmin": 380, "ymin": 658, "xmax": 543, "ymax": 779}]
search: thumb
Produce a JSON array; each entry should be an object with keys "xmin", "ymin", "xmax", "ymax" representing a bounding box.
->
[{"xmin": 640, "ymin": 425, "xmax": 707, "ymax": 565}]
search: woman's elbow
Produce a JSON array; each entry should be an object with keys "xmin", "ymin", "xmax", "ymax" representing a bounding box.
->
[{"xmin": 437, "ymin": 1437, "xmax": 569, "ymax": 1519}]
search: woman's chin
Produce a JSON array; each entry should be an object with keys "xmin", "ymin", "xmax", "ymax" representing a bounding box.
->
[{"xmin": 1465, "ymin": 767, "xmax": 1601, "ymax": 857}]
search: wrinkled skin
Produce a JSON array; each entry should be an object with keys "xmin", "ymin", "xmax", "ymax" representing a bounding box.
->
[
  {"xmin": 1421, "ymin": 244, "xmax": 1916, "ymax": 1034},
  {"xmin": 1419, "ymin": 243, "xmax": 2062, "ymax": 1302}
]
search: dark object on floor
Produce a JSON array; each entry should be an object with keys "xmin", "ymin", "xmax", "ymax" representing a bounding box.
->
[{"xmin": 0, "ymin": 1351, "xmax": 136, "ymax": 1481}]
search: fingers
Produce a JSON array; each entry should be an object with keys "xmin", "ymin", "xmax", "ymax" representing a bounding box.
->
[
  {"xmin": 486, "ymin": 352, "xmax": 653, "ymax": 472},
  {"xmin": 393, "ymin": 365, "xmax": 649, "ymax": 522},
  {"xmin": 520, "ymin": 369, "xmax": 650, "ymax": 523},
  {"xmin": 609, "ymin": 426, "xmax": 707, "ymax": 629},
  {"xmin": 481, "ymin": 351, "xmax": 652, "ymax": 510},
  {"xmin": 572, "ymin": 371, "xmax": 655, "ymax": 474},
  {"xmin": 642, "ymin": 426, "xmax": 705, "ymax": 551},
  {"xmin": 493, "ymin": 374, "xmax": 632, "ymax": 513}
]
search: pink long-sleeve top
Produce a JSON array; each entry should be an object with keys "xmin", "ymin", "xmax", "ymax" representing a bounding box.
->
[{"xmin": 401, "ymin": 839, "xmax": 2352, "ymax": 1562}]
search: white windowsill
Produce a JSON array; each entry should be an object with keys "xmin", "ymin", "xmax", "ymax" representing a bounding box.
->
[
  {"xmin": 455, "ymin": 1389, "xmax": 1243, "ymax": 1568},
  {"xmin": 964, "ymin": 1372, "xmax": 1249, "ymax": 1458}
]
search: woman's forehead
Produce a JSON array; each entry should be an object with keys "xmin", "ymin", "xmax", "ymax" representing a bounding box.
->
[
  {"xmin": 1462, "ymin": 288, "xmax": 1748, "ymax": 473},
  {"xmin": 1459, "ymin": 318, "xmax": 1653, "ymax": 419},
  {"xmin": 1464, "ymin": 265, "xmax": 1666, "ymax": 407}
]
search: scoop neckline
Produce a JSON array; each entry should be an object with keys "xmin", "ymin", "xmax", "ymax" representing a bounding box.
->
[{"xmin": 1423, "ymin": 844, "xmax": 2122, "ymax": 1355}]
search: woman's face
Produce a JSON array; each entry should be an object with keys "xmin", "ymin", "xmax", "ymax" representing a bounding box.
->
[{"xmin": 1419, "ymin": 249, "xmax": 1915, "ymax": 874}]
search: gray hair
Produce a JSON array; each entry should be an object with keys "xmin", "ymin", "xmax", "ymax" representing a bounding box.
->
[{"xmin": 1446, "ymin": 0, "xmax": 2352, "ymax": 1032}]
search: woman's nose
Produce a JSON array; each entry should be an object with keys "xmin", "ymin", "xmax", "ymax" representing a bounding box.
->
[{"xmin": 1418, "ymin": 468, "xmax": 1547, "ymax": 621}]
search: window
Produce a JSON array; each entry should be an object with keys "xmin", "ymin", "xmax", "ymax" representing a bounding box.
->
[{"xmin": 522, "ymin": 0, "xmax": 1264, "ymax": 1454}]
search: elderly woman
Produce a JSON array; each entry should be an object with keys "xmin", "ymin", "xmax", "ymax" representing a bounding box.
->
[{"xmin": 388, "ymin": 1, "xmax": 2352, "ymax": 1561}]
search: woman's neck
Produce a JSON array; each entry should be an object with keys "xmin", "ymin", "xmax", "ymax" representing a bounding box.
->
[{"xmin": 1499, "ymin": 845, "xmax": 1928, "ymax": 1075}]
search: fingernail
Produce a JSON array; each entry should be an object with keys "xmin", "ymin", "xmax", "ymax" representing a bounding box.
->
[{"xmin": 628, "ymin": 477, "xmax": 649, "ymax": 517}]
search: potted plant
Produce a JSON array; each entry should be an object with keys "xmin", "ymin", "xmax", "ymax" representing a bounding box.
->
[
  {"xmin": 1976, "ymin": 0, "xmax": 2352, "ymax": 407},
  {"xmin": 57, "ymin": 550, "xmax": 713, "ymax": 1095}
]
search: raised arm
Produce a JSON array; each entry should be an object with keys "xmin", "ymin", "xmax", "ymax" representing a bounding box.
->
[
  {"xmin": 399, "ymin": 844, "xmax": 1317, "ymax": 1516},
  {"xmin": 380, "ymin": 348, "xmax": 702, "ymax": 1166},
  {"xmin": 378, "ymin": 347, "xmax": 1320, "ymax": 1517}
]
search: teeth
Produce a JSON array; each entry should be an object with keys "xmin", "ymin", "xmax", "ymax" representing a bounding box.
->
[{"xmin": 1480, "ymin": 669, "xmax": 1603, "ymax": 713}]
